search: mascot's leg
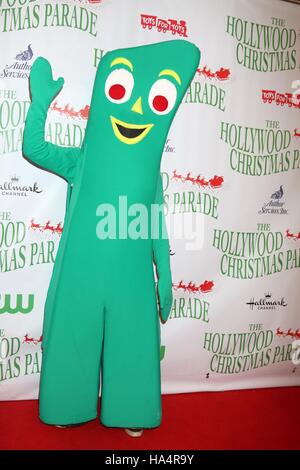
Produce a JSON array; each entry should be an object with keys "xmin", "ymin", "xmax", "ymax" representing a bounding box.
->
[
  {"xmin": 39, "ymin": 242, "xmax": 105, "ymax": 426},
  {"xmin": 100, "ymin": 268, "xmax": 162, "ymax": 429}
]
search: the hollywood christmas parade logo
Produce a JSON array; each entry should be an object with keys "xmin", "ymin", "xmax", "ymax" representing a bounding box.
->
[
  {"xmin": 220, "ymin": 120, "xmax": 300, "ymax": 176},
  {"xmin": 203, "ymin": 322, "xmax": 298, "ymax": 375},
  {"xmin": 226, "ymin": 15, "xmax": 297, "ymax": 71},
  {"xmin": 0, "ymin": 0, "xmax": 99, "ymax": 36},
  {"xmin": 184, "ymin": 62, "xmax": 229, "ymax": 112},
  {"xmin": 0, "ymin": 88, "xmax": 85, "ymax": 156},
  {"xmin": 169, "ymin": 279, "xmax": 212, "ymax": 323},
  {"xmin": 161, "ymin": 170, "xmax": 221, "ymax": 221},
  {"xmin": 212, "ymin": 223, "xmax": 299, "ymax": 279},
  {"xmin": 0, "ymin": 89, "xmax": 30, "ymax": 155},
  {"xmin": 0, "ymin": 328, "xmax": 42, "ymax": 383},
  {"xmin": 0, "ymin": 210, "xmax": 59, "ymax": 273}
]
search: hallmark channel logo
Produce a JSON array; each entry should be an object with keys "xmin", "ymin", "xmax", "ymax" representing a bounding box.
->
[
  {"xmin": 0, "ymin": 174, "xmax": 43, "ymax": 197},
  {"xmin": 0, "ymin": 44, "xmax": 34, "ymax": 79},
  {"xmin": 258, "ymin": 185, "xmax": 288, "ymax": 215},
  {"xmin": 246, "ymin": 292, "xmax": 288, "ymax": 311},
  {"xmin": 0, "ymin": 294, "xmax": 34, "ymax": 315}
]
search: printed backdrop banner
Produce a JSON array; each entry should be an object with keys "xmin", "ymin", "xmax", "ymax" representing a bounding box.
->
[{"xmin": 0, "ymin": 0, "xmax": 300, "ymax": 400}]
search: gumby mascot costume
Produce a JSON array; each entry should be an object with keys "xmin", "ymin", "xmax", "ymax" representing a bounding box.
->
[{"xmin": 22, "ymin": 40, "xmax": 200, "ymax": 430}]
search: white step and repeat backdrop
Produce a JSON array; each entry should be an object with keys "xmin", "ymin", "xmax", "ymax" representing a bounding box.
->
[{"xmin": 1, "ymin": 0, "xmax": 300, "ymax": 400}]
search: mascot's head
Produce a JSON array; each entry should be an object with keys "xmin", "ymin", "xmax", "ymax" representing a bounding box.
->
[{"xmin": 85, "ymin": 40, "xmax": 200, "ymax": 158}]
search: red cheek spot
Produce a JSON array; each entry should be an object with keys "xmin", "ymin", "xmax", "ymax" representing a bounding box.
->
[
  {"xmin": 109, "ymin": 84, "xmax": 126, "ymax": 100},
  {"xmin": 153, "ymin": 95, "xmax": 168, "ymax": 112}
]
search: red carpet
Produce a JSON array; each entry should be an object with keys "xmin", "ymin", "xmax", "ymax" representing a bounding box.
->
[{"xmin": 1, "ymin": 387, "xmax": 299, "ymax": 450}]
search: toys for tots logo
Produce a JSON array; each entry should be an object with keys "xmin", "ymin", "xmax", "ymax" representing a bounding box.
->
[{"xmin": 140, "ymin": 13, "xmax": 187, "ymax": 37}]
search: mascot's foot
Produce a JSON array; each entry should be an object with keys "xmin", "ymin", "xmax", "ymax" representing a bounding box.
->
[
  {"xmin": 124, "ymin": 428, "xmax": 143, "ymax": 437},
  {"xmin": 55, "ymin": 422, "xmax": 86, "ymax": 428}
]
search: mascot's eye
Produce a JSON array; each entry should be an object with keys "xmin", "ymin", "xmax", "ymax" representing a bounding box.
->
[
  {"xmin": 148, "ymin": 79, "xmax": 177, "ymax": 115},
  {"xmin": 105, "ymin": 68, "xmax": 134, "ymax": 103}
]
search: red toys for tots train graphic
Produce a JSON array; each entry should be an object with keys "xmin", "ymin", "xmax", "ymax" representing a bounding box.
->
[
  {"xmin": 140, "ymin": 14, "xmax": 187, "ymax": 37},
  {"xmin": 262, "ymin": 89, "xmax": 300, "ymax": 109}
]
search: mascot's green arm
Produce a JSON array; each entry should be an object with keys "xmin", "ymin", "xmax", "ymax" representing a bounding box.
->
[
  {"xmin": 22, "ymin": 57, "xmax": 81, "ymax": 183},
  {"xmin": 153, "ymin": 172, "xmax": 173, "ymax": 322}
]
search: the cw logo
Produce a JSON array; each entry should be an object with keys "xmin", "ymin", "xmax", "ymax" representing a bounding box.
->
[{"xmin": 0, "ymin": 294, "xmax": 34, "ymax": 314}]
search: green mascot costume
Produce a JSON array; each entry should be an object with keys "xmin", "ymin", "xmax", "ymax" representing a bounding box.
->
[{"xmin": 22, "ymin": 40, "xmax": 200, "ymax": 429}]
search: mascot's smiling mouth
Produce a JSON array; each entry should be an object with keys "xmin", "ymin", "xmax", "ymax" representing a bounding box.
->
[{"xmin": 110, "ymin": 116, "xmax": 153, "ymax": 145}]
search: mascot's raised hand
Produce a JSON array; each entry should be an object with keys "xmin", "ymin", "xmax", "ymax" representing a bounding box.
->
[{"xmin": 29, "ymin": 57, "xmax": 64, "ymax": 108}]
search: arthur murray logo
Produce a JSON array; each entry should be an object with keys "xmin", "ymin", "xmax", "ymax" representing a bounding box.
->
[
  {"xmin": 0, "ymin": 44, "xmax": 33, "ymax": 79},
  {"xmin": 258, "ymin": 185, "xmax": 288, "ymax": 215},
  {"xmin": 246, "ymin": 292, "xmax": 288, "ymax": 311},
  {"xmin": 0, "ymin": 175, "xmax": 42, "ymax": 197},
  {"xmin": 0, "ymin": 294, "xmax": 34, "ymax": 314}
]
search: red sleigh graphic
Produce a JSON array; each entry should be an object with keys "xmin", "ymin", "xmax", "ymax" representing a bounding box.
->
[
  {"xmin": 285, "ymin": 229, "xmax": 300, "ymax": 241},
  {"xmin": 50, "ymin": 101, "xmax": 90, "ymax": 120},
  {"xmin": 30, "ymin": 219, "xmax": 63, "ymax": 236},
  {"xmin": 293, "ymin": 129, "xmax": 300, "ymax": 138},
  {"xmin": 276, "ymin": 327, "xmax": 300, "ymax": 339},
  {"xmin": 23, "ymin": 334, "xmax": 43, "ymax": 345},
  {"xmin": 172, "ymin": 170, "xmax": 224, "ymax": 189},
  {"xmin": 196, "ymin": 66, "xmax": 231, "ymax": 81},
  {"xmin": 173, "ymin": 280, "xmax": 214, "ymax": 294}
]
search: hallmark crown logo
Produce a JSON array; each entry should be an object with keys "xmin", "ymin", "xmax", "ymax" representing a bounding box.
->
[{"xmin": 10, "ymin": 174, "xmax": 20, "ymax": 183}]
